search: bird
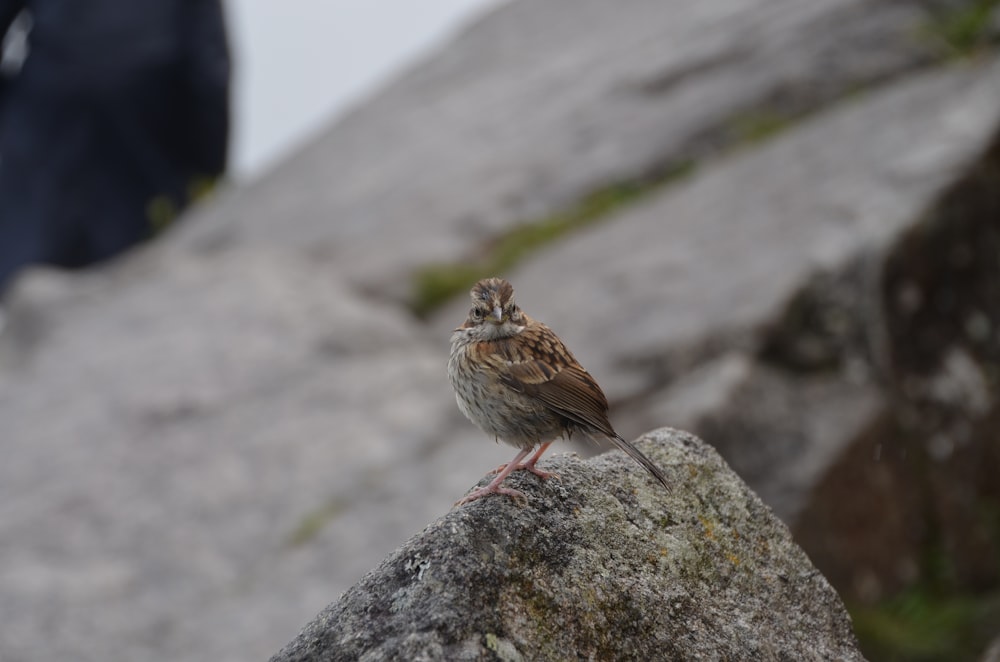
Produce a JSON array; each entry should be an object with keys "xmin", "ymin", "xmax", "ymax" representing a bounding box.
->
[{"xmin": 448, "ymin": 276, "xmax": 669, "ymax": 505}]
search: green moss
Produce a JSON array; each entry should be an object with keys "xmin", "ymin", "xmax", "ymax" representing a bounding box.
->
[
  {"xmin": 922, "ymin": 0, "xmax": 1000, "ymax": 56},
  {"xmin": 410, "ymin": 161, "xmax": 695, "ymax": 317},
  {"xmin": 285, "ymin": 497, "xmax": 348, "ymax": 547},
  {"xmin": 728, "ymin": 110, "xmax": 794, "ymax": 144},
  {"xmin": 849, "ymin": 588, "xmax": 1000, "ymax": 662},
  {"xmin": 412, "ymin": 264, "xmax": 487, "ymax": 318}
]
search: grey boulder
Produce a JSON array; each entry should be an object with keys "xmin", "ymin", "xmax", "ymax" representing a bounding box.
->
[{"xmin": 271, "ymin": 429, "xmax": 864, "ymax": 662}]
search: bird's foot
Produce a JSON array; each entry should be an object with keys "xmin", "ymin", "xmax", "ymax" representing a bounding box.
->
[
  {"xmin": 521, "ymin": 462, "xmax": 560, "ymax": 480},
  {"xmin": 488, "ymin": 462, "xmax": 559, "ymax": 481},
  {"xmin": 455, "ymin": 484, "xmax": 527, "ymax": 507}
]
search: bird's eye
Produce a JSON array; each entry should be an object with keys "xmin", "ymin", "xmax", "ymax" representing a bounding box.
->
[{"xmin": 471, "ymin": 308, "xmax": 483, "ymax": 320}]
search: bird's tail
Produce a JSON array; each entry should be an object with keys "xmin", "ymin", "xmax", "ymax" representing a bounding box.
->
[{"xmin": 610, "ymin": 434, "xmax": 670, "ymax": 490}]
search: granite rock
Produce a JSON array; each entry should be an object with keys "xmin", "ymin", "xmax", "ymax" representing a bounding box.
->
[{"xmin": 271, "ymin": 429, "xmax": 865, "ymax": 662}]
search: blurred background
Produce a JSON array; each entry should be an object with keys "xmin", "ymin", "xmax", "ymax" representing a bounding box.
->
[
  {"xmin": 226, "ymin": 0, "xmax": 504, "ymax": 179},
  {"xmin": 1, "ymin": 0, "xmax": 998, "ymax": 660}
]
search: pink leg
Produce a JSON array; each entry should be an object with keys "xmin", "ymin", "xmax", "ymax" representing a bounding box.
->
[
  {"xmin": 456, "ymin": 448, "xmax": 533, "ymax": 506},
  {"xmin": 521, "ymin": 442, "xmax": 558, "ymax": 479},
  {"xmin": 486, "ymin": 442, "xmax": 559, "ymax": 480}
]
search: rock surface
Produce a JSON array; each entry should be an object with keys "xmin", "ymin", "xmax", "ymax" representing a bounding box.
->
[
  {"xmin": 0, "ymin": 250, "xmax": 492, "ymax": 662},
  {"xmin": 168, "ymin": 0, "xmax": 948, "ymax": 301},
  {"xmin": 271, "ymin": 429, "xmax": 864, "ymax": 662},
  {"xmin": 463, "ymin": 56, "xmax": 1000, "ymax": 402}
]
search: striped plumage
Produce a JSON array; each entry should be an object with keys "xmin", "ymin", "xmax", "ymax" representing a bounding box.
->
[{"xmin": 448, "ymin": 277, "xmax": 668, "ymax": 505}]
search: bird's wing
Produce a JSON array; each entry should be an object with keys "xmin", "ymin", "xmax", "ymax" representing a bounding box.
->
[
  {"xmin": 476, "ymin": 321, "xmax": 669, "ymax": 489},
  {"xmin": 487, "ymin": 323, "xmax": 615, "ymax": 437}
]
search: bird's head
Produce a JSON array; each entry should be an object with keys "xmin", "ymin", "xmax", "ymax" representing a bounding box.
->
[{"xmin": 463, "ymin": 277, "xmax": 526, "ymax": 335}]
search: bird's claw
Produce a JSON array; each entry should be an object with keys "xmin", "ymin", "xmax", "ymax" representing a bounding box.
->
[
  {"xmin": 523, "ymin": 465, "xmax": 560, "ymax": 481},
  {"xmin": 488, "ymin": 462, "xmax": 559, "ymax": 481},
  {"xmin": 455, "ymin": 485, "xmax": 528, "ymax": 507}
]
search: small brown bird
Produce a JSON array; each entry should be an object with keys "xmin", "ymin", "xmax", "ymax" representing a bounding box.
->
[{"xmin": 448, "ymin": 277, "xmax": 668, "ymax": 505}]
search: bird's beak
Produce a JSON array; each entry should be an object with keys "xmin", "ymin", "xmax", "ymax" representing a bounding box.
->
[{"xmin": 490, "ymin": 305, "xmax": 504, "ymax": 323}]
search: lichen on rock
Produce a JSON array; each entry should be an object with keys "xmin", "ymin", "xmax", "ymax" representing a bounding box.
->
[{"xmin": 271, "ymin": 428, "xmax": 864, "ymax": 662}]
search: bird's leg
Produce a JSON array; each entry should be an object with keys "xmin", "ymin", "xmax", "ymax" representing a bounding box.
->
[
  {"xmin": 488, "ymin": 442, "xmax": 558, "ymax": 480},
  {"xmin": 519, "ymin": 441, "xmax": 558, "ymax": 479},
  {"xmin": 456, "ymin": 448, "xmax": 533, "ymax": 506}
]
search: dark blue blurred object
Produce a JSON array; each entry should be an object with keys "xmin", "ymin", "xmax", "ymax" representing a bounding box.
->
[{"xmin": 0, "ymin": 0, "xmax": 230, "ymax": 295}]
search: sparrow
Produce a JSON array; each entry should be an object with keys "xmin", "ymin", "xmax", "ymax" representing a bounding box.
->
[{"xmin": 448, "ymin": 277, "xmax": 669, "ymax": 505}]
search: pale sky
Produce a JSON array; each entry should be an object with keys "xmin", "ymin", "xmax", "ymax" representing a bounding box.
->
[{"xmin": 226, "ymin": 0, "xmax": 506, "ymax": 180}]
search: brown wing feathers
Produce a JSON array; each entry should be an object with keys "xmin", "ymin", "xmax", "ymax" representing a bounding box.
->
[
  {"xmin": 520, "ymin": 366, "xmax": 616, "ymax": 437},
  {"xmin": 490, "ymin": 321, "xmax": 615, "ymax": 438},
  {"xmin": 487, "ymin": 320, "xmax": 669, "ymax": 490}
]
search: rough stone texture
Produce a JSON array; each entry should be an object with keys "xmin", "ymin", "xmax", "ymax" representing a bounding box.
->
[
  {"xmin": 167, "ymin": 0, "xmax": 948, "ymax": 301},
  {"xmin": 271, "ymin": 429, "xmax": 864, "ymax": 662},
  {"xmin": 794, "ymin": 124, "xmax": 1000, "ymax": 599},
  {"xmin": 638, "ymin": 354, "xmax": 884, "ymax": 524}
]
